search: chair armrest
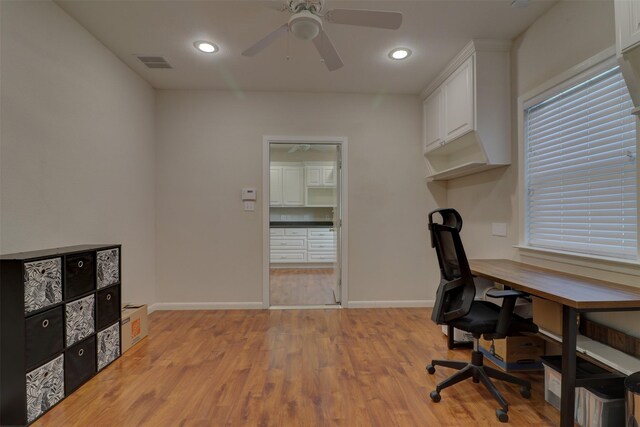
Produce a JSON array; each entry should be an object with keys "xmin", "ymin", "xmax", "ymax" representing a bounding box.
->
[
  {"xmin": 485, "ymin": 289, "xmax": 528, "ymax": 299},
  {"xmin": 485, "ymin": 288, "xmax": 530, "ymax": 337}
]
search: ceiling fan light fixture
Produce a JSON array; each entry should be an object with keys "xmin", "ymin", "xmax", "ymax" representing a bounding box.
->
[
  {"xmin": 194, "ymin": 41, "xmax": 218, "ymax": 53},
  {"xmin": 389, "ymin": 48, "xmax": 411, "ymax": 60},
  {"xmin": 289, "ymin": 11, "xmax": 322, "ymax": 40}
]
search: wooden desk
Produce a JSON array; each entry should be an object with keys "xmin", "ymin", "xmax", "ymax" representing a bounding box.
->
[{"xmin": 469, "ymin": 259, "xmax": 640, "ymax": 427}]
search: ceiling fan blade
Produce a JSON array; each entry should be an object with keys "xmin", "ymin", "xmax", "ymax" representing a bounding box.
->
[
  {"xmin": 325, "ymin": 9, "xmax": 403, "ymax": 30},
  {"xmin": 312, "ymin": 30, "xmax": 343, "ymax": 71},
  {"xmin": 242, "ymin": 23, "xmax": 289, "ymax": 57},
  {"xmin": 262, "ymin": 1, "xmax": 288, "ymax": 12}
]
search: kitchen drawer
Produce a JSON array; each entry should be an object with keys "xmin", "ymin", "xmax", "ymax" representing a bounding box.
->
[
  {"xmin": 65, "ymin": 336, "xmax": 96, "ymax": 394},
  {"xmin": 26, "ymin": 354, "xmax": 64, "ymax": 423},
  {"xmin": 269, "ymin": 237, "xmax": 306, "ymax": 249},
  {"xmin": 270, "ymin": 228, "xmax": 285, "ymax": 236},
  {"xmin": 66, "ymin": 295, "xmax": 95, "ymax": 347},
  {"xmin": 284, "ymin": 228, "xmax": 307, "ymax": 236},
  {"xmin": 26, "ymin": 306, "xmax": 64, "ymax": 369},
  {"xmin": 307, "ymin": 253, "xmax": 336, "ymax": 263},
  {"xmin": 24, "ymin": 258, "xmax": 62, "ymax": 314},
  {"xmin": 96, "ymin": 286, "xmax": 120, "ymax": 331},
  {"xmin": 270, "ymin": 251, "xmax": 307, "ymax": 263},
  {"xmin": 97, "ymin": 322, "xmax": 120, "ymax": 371},
  {"xmin": 97, "ymin": 248, "xmax": 120, "ymax": 289},
  {"xmin": 65, "ymin": 252, "xmax": 95, "ymax": 300},
  {"xmin": 307, "ymin": 228, "xmax": 335, "ymax": 239},
  {"xmin": 307, "ymin": 241, "xmax": 336, "ymax": 251}
]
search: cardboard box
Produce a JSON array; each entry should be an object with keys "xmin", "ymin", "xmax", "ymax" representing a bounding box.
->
[
  {"xmin": 121, "ymin": 304, "xmax": 148, "ymax": 353},
  {"xmin": 479, "ymin": 335, "xmax": 545, "ymax": 372},
  {"xmin": 532, "ymin": 297, "xmax": 563, "ymax": 336}
]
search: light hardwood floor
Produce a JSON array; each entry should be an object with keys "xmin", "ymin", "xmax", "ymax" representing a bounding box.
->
[
  {"xmin": 34, "ymin": 309, "xmax": 559, "ymax": 426},
  {"xmin": 270, "ymin": 268, "xmax": 337, "ymax": 306}
]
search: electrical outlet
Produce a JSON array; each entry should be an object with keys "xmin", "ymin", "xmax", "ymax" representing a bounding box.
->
[{"xmin": 243, "ymin": 201, "xmax": 255, "ymax": 211}]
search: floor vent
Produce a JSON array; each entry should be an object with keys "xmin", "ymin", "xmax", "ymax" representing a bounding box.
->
[{"xmin": 137, "ymin": 56, "xmax": 172, "ymax": 69}]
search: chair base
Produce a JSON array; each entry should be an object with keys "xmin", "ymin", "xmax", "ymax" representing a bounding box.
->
[{"xmin": 426, "ymin": 349, "xmax": 531, "ymax": 423}]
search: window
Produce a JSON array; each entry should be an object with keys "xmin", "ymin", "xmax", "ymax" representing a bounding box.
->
[{"xmin": 524, "ymin": 65, "xmax": 638, "ymax": 260}]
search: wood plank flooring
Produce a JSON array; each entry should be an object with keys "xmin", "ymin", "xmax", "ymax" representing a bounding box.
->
[
  {"xmin": 270, "ymin": 268, "xmax": 337, "ymax": 306},
  {"xmin": 34, "ymin": 309, "xmax": 560, "ymax": 426}
]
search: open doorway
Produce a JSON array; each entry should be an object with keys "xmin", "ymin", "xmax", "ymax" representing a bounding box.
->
[{"xmin": 262, "ymin": 136, "xmax": 347, "ymax": 308}]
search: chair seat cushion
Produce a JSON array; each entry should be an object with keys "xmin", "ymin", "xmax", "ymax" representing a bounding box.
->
[{"xmin": 449, "ymin": 300, "xmax": 538, "ymax": 336}]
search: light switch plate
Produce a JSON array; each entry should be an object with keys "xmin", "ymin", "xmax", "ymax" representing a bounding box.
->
[{"xmin": 492, "ymin": 223, "xmax": 508, "ymax": 237}]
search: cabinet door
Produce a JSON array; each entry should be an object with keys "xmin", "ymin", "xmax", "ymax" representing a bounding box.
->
[
  {"xmin": 282, "ymin": 167, "xmax": 304, "ymax": 206},
  {"xmin": 443, "ymin": 56, "xmax": 475, "ymax": 141},
  {"xmin": 322, "ymin": 166, "xmax": 336, "ymax": 187},
  {"xmin": 270, "ymin": 167, "xmax": 283, "ymax": 206},
  {"xmin": 65, "ymin": 295, "xmax": 95, "ymax": 347},
  {"xmin": 25, "ymin": 306, "xmax": 64, "ymax": 369},
  {"xmin": 96, "ymin": 248, "xmax": 119, "ymax": 290},
  {"xmin": 97, "ymin": 322, "xmax": 120, "ymax": 371},
  {"xmin": 423, "ymin": 88, "xmax": 444, "ymax": 153},
  {"xmin": 24, "ymin": 258, "xmax": 62, "ymax": 314},
  {"xmin": 305, "ymin": 166, "xmax": 322, "ymax": 186},
  {"xmin": 65, "ymin": 252, "xmax": 95, "ymax": 299},
  {"xmin": 65, "ymin": 336, "xmax": 96, "ymax": 394},
  {"xmin": 616, "ymin": 0, "xmax": 640, "ymax": 52}
]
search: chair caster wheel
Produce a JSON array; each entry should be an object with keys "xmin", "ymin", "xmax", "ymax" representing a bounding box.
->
[
  {"xmin": 430, "ymin": 391, "xmax": 441, "ymax": 403},
  {"xmin": 496, "ymin": 409, "xmax": 508, "ymax": 423},
  {"xmin": 426, "ymin": 365, "xmax": 435, "ymax": 375},
  {"xmin": 520, "ymin": 386, "xmax": 531, "ymax": 399}
]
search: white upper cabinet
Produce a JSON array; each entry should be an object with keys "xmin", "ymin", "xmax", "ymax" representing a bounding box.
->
[
  {"xmin": 322, "ymin": 166, "xmax": 336, "ymax": 186},
  {"xmin": 422, "ymin": 88, "xmax": 444, "ymax": 154},
  {"xmin": 270, "ymin": 166, "xmax": 304, "ymax": 206},
  {"xmin": 270, "ymin": 167, "xmax": 283, "ymax": 206},
  {"xmin": 421, "ymin": 40, "xmax": 511, "ymax": 181},
  {"xmin": 305, "ymin": 166, "xmax": 323, "ymax": 186},
  {"xmin": 616, "ymin": 0, "xmax": 640, "ymax": 53},
  {"xmin": 282, "ymin": 167, "xmax": 304, "ymax": 206},
  {"xmin": 443, "ymin": 56, "xmax": 475, "ymax": 141},
  {"xmin": 305, "ymin": 165, "xmax": 335, "ymax": 187}
]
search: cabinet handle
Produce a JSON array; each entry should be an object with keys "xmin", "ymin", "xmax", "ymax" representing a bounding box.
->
[
  {"xmin": 106, "ymin": 294, "xmax": 112, "ymax": 301},
  {"xmin": 78, "ymin": 260, "xmax": 84, "ymax": 268},
  {"xmin": 42, "ymin": 319, "xmax": 49, "ymax": 328},
  {"xmin": 78, "ymin": 349, "xmax": 84, "ymax": 357}
]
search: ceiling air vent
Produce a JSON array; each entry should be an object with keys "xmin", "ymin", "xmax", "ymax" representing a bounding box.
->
[{"xmin": 136, "ymin": 56, "xmax": 172, "ymax": 69}]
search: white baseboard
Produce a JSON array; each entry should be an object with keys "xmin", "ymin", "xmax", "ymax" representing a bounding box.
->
[
  {"xmin": 347, "ymin": 300, "xmax": 435, "ymax": 308},
  {"xmin": 149, "ymin": 302, "xmax": 263, "ymax": 312}
]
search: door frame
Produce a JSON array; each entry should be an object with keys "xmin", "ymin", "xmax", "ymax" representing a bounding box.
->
[{"xmin": 262, "ymin": 135, "xmax": 349, "ymax": 308}]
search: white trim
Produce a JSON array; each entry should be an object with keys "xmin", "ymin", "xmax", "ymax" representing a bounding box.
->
[
  {"xmin": 149, "ymin": 302, "xmax": 264, "ymax": 311},
  {"xmin": 348, "ymin": 300, "xmax": 435, "ymax": 308},
  {"xmin": 516, "ymin": 245, "xmax": 640, "ymax": 277},
  {"xmin": 262, "ymin": 135, "xmax": 349, "ymax": 309},
  {"xmin": 269, "ymin": 305, "xmax": 342, "ymax": 310}
]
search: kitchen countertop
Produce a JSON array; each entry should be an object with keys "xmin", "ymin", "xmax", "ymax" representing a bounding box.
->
[{"xmin": 270, "ymin": 221, "xmax": 333, "ymax": 228}]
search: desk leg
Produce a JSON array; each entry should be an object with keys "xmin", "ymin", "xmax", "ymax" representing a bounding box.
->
[{"xmin": 560, "ymin": 305, "xmax": 577, "ymax": 427}]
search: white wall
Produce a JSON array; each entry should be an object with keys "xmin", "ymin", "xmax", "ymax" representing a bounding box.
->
[
  {"xmin": 0, "ymin": 0, "xmax": 157, "ymax": 304},
  {"xmin": 155, "ymin": 90, "xmax": 446, "ymax": 305},
  {"xmin": 446, "ymin": 0, "xmax": 640, "ymax": 335}
]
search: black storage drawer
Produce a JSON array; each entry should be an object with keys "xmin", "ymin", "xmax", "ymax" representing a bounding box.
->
[
  {"xmin": 25, "ymin": 306, "xmax": 64, "ymax": 369},
  {"xmin": 65, "ymin": 336, "xmax": 96, "ymax": 394},
  {"xmin": 65, "ymin": 252, "xmax": 95, "ymax": 299},
  {"xmin": 96, "ymin": 286, "xmax": 120, "ymax": 331}
]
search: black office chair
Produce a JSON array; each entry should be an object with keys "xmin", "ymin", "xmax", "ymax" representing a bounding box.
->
[{"xmin": 426, "ymin": 208, "xmax": 538, "ymax": 423}]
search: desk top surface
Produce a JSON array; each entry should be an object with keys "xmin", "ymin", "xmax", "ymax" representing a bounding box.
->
[{"xmin": 468, "ymin": 259, "xmax": 640, "ymax": 310}]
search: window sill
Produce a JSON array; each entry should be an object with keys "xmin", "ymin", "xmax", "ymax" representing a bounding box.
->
[{"xmin": 514, "ymin": 245, "xmax": 640, "ymax": 278}]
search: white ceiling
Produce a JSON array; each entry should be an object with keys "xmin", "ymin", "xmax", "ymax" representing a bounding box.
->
[{"xmin": 56, "ymin": 0, "xmax": 557, "ymax": 94}]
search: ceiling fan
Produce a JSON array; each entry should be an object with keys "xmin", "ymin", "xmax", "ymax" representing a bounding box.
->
[
  {"xmin": 242, "ymin": 0, "xmax": 403, "ymax": 71},
  {"xmin": 287, "ymin": 144, "xmax": 334, "ymax": 153}
]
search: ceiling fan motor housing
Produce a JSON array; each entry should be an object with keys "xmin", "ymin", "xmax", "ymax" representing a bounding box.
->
[{"xmin": 288, "ymin": 10, "xmax": 323, "ymax": 40}]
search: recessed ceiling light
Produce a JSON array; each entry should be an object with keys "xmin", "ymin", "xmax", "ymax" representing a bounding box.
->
[
  {"xmin": 389, "ymin": 48, "xmax": 412, "ymax": 60},
  {"xmin": 194, "ymin": 41, "xmax": 218, "ymax": 53}
]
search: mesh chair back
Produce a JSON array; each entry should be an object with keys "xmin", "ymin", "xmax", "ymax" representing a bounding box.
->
[{"xmin": 428, "ymin": 209, "xmax": 476, "ymax": 324}]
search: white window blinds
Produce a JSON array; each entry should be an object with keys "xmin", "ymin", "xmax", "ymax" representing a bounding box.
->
[{"xmin": 525, "ymin": 66, "xmax": 638, "ymax": 259}]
